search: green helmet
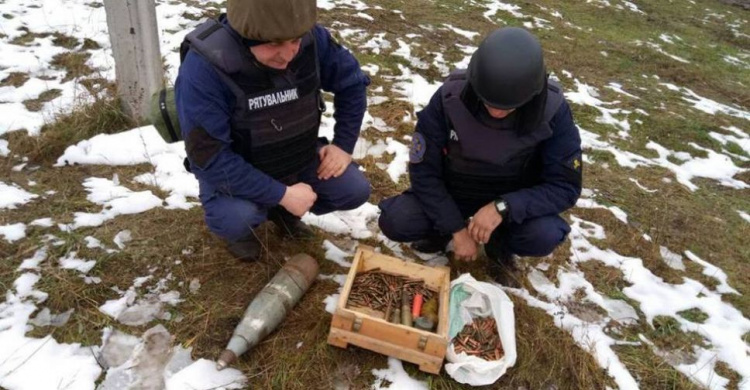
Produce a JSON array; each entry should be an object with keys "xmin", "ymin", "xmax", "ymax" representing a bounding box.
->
[
  {"xmin": 227, "ymin": 0, "xmax": 317, "ymax": 42},
  {"xmin": 467, "ymin": 27, "xmax": 546, "ymax": 110}
]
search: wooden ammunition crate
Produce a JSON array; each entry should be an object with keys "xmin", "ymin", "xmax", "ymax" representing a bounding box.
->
[{"xmin": 327, "ymin": 246, "xmax": 451, "ymax": 374}]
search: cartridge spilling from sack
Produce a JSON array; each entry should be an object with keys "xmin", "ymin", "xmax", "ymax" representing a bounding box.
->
[{"xmin": 217, "ymin": 253, "xmax": 319, "ymax": 370}]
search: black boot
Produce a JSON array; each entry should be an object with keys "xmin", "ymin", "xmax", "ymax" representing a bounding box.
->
[
  {"xmin": 411, "ymin": 234, "xmax": 451, "ymax": 253},
  {"xmin": 485, "ymin": 241, "xmax": 521, "ymax": 288},
  {"xmin": 268, "ymin": 207, "xmax": 315, "ymax": 239},
  {"xmin": 224, "ymin": 234, "xmax": 261, "ymax": 262}
]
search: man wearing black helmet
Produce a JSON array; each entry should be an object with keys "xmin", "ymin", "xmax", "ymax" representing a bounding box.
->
[
  {"xmin": 378, "ymin": 28, "xmax": 582, "ymax": 286},
  {"xmin": 176, "ymin": 0, "xmax": 371, "ymax": 262}
]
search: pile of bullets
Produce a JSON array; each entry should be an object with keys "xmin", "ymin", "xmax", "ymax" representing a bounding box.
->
[
  {"xmin": 347, "ymin": 269, "xmax": 438, "ymax": 331},
  {"xmin": 452, "ymin": 317, "xmax": 504, "ymax": 361}
]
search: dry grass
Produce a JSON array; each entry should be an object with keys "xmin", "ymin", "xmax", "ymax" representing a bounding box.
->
[
  {"xmin": 0, "ymin": 72, "xmax": 29, "ymax": 88},
  {"xmin": 22, "ymin": 89, "xmax": 63, "ymax": 112},
  {"xmin": 7, "ymin": 94, "xmax": 133, "ymax": 164},
  {"xmin": 50, "ymin": 51, "xmax": 95, "ymax": 82}
]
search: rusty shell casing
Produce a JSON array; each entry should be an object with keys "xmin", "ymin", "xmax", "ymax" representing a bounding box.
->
[{"xmin": 220, "ymin": 254, "xmax": 319, "ymax": 367}]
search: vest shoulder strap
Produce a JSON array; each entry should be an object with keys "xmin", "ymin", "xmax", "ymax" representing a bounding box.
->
[
  {"xmin": 440, "ymin": 69, "xmax": 470, "ymax": 131},
  {"xmin": 185, "ymin": 19, "xmax": 250, "ymax": 75},
  {"xmin": 441, "ymin": 69, "xmax": 467, "ymax": 102},
  {"xmin": 544, "ymin": 79, "xmax": 565, "ymax": 122},
  {"xmin": 447, "ymin": 68, "xmax": 467, "ymax": 81},
  {"xmin": 182, "ymin": 19, "xmax": 256, "ymax": 100}
]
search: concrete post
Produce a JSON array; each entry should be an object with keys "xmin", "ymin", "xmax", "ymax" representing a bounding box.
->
[{"xmin": 104, "ymin": 0, "xmax": 162, "ymax": 122}]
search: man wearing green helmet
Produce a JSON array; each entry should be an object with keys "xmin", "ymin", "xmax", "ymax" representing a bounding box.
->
[{"xmin": 176, "ymin": 0, "xmax": 371, "ymax": 262}]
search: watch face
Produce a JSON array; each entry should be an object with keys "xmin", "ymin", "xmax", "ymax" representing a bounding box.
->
[{"xmin": 495, "ymin": 200, "xmax": 506, "ymax": 212}]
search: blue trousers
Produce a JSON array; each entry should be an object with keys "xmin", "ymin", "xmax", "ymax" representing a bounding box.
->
[
  {"xmin": 378, "ymin": 192, "xmax": 570, "ymax": 257},
  {"xmin": 200, "ymin": 156, "xmax": 371, "ymax": 241}
]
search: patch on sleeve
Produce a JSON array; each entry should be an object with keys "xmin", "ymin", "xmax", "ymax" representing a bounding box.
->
[
  {"xmin": 186, "ymin": 127, "xmax": 222, "ymax": 170},
  {"xmin": 570, "ymin": 152, "xmax": 583, "ymax": 172},
  {"xmin": 409, "ymin": 132, "xmax": 427, "ymax": 163}
]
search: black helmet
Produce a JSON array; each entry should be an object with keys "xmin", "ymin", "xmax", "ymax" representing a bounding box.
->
[{"xmin": 467, "ymin": 27, "xmax": 546, "ymax": 110}]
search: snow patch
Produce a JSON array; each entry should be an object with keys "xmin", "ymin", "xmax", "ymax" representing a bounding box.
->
[
  {"xmin": 18, "ymin": 247, "xmax": 48, "ymax": 270},
  {"xmin": 0, "ymin": 139, "xmax": 9, "ymax": 156},
  {"xmin": 683, "ymin": 251, "xmax": 739, "ymax": 295},
  {"xmin": 58, "ymin": 252, "xmax": 96, "ymax": 274},
  {"xmin": 113, "ymin": 230, "xmax": 132, "ymax": 250},
  {"xmin": 646, "ymin": 142, "xmax": 747, "ymax": 191},
  {"xmin": 303, "ymin": 202, "xmax": 380, "ymax": 239},
  {"xmin": 371, "ymin": 358, "xmax": 429, "ymax": 389},
  {"xmin": 0, "ymin": 182, "xmax": 38, "ymax": 209},
  {"xmin": 59, "ymin": 176, "xmax": 164, "ymax": 230},
  {"xmin": 385, "ymin": 137, "xmax": 410, "ymax": 182},
  {"xmin": 323, "ymin": 240, "xmax": 353, "ymax": 268},
  {"xmin": 29, "ymin": 217, "xmax": 54, "ymax": 227},
  {"xmin": 566, "ymin": 79, "xmax": 631, "ymax": 137},
  {"xmin": 659, "ymin": 246, "xmax": 686, "ymax": 271},
  {"xmin": 0, "ymin": 223, "xmax": 26, "ymax": 242}
]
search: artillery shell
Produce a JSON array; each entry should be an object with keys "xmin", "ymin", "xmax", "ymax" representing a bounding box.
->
[
  {"xmin": 390, "ymin": 308, "xmax": 401, "ymax": 324},
  {"xmin": 401, "ymin": 289, "xmax": 412, "ymax": 327}
]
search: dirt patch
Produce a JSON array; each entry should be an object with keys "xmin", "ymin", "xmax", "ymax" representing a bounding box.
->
[{"xmin": 566, "ymin": 301, "xmax": 607, "ymax": 323}]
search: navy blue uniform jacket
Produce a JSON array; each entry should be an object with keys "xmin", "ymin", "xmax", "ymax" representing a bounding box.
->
[
  {"xmin": 176, "ymin": 21, "xmax": 369, "ymax": 207},
  {"xmin": 410, "ymin": 86, "xmax": 583, "ymax": 235}
]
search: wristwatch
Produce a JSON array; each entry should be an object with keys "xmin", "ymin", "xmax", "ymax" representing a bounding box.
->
[{"xmin": 494, "ymin": 199, "xmax": 509, "ymax": 219}]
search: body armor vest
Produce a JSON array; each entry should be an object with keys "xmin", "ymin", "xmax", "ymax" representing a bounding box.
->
[
  {"xmin": 441, "ymin": 70, "xmax": 564, "ymax": 215},
  {"xmin": 184, "ymin": 19, "xmax": 323, "ymax": 183}
]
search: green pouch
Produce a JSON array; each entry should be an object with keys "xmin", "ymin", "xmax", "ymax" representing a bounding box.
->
[{"xmin": 149, "ymin": 87, "xmax": 182, "ymax": 143}]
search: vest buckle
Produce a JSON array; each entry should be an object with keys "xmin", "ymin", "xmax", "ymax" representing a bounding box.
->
[{"xmin": 271, "ymin": 119, "xmax": 283, "ymax": 132}]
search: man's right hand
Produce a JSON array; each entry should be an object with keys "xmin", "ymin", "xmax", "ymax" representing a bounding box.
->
[
  {"xmin": 452, "ymin": 228, "xmax": 478, "ymax": 261},
  {"xmin": 279, "ymin": 183, "xmax": 317, "ymax": 217}
]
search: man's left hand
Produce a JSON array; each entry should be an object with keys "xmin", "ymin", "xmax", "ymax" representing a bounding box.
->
[
  {"xmin": 468, "ymin": 202, "xmax": 503, "ymax": 244},
  {"xmin": 318, "ymin": 144, "xmax": 352, "ymax": 180}
]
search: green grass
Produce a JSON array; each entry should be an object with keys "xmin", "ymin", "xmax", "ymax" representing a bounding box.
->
[
  {"xmin": 725, "ymin": 141, "xmax": 748, "ymax": 157},
  {"xmin": 650, "ymin": 316, "xmax": 707, "ymax": 350},
  {"xmin": 677, "ymin": 308, "xmax": 710, "ymax": 324}
]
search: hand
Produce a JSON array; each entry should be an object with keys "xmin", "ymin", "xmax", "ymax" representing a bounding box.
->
[
  {"xmin": 317, "ymin": 145, "xmax": 352, "ymax": 180},
  {"xmin": 279, "ymin": 183, "xmax": 317, "ymax": 217},
  {"xmin": 468, "ymin": 202, "xmax": 503, "ymax": 244},
  {"xmin": 452, "ymin": 228, "xmax": 478, "ymax": 261}
]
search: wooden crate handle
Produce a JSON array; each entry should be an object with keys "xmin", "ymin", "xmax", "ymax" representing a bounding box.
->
[{"xmin": 352, "ymin": 317, "xmax": 363, "ymax": 333}]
